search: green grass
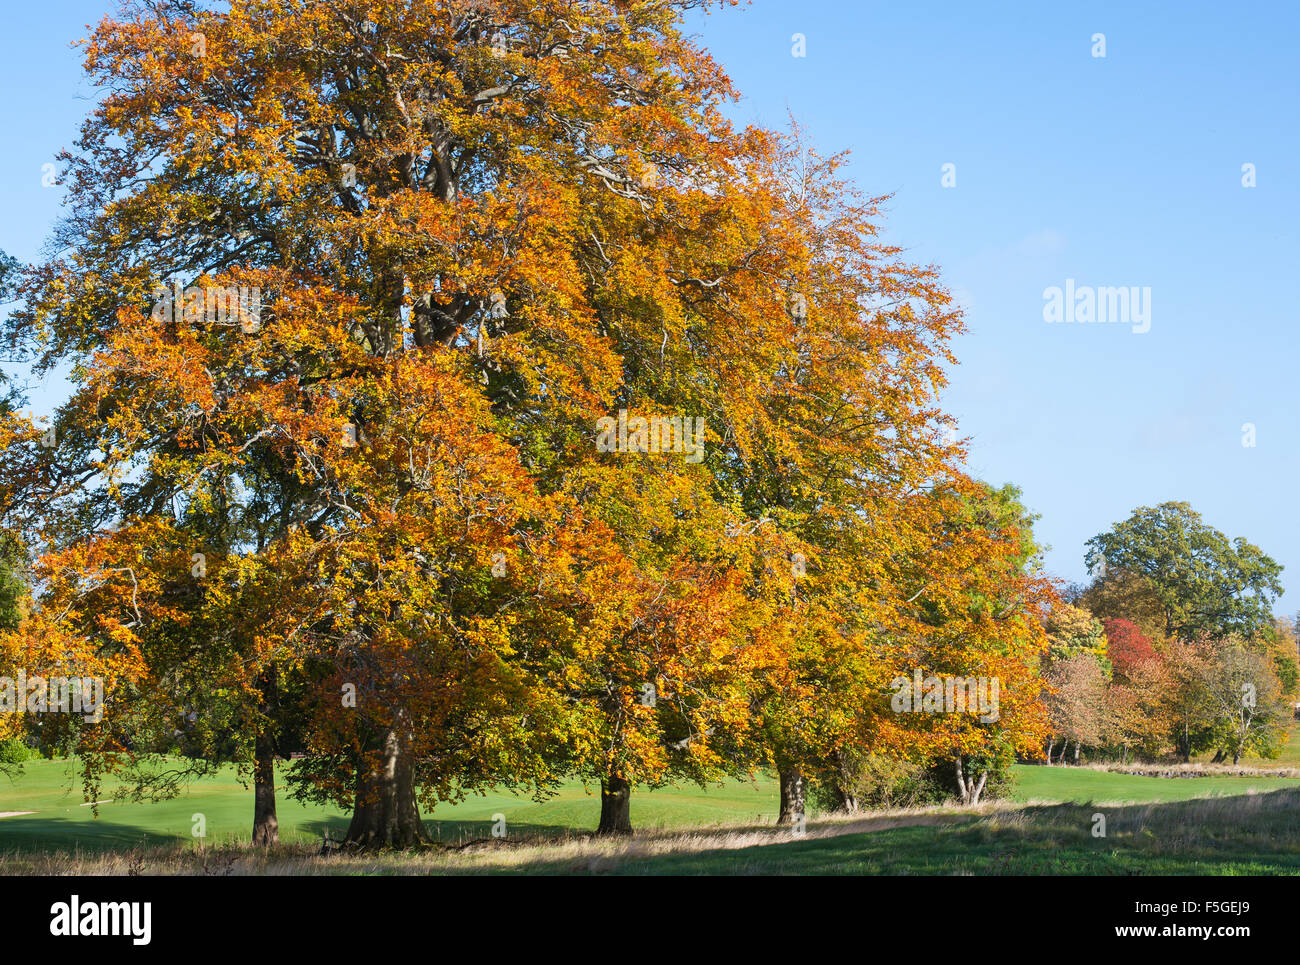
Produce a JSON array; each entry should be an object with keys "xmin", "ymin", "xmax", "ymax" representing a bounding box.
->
[
  {"xmin": 0, "ymin": 758, "xmax": 349, "ymax": 851},
  {"xmin": 1009, "ymin": 764, "xmax": 1300, "ymax": 804},
  {"xmin": 5, "ymin": 756, "xmax": 1300, "ymax": 859},
  {"xmin": 0, "ymin": 759, "xmax": 783, "ymax": 852}
]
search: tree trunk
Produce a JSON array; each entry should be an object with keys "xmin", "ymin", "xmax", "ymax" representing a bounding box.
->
[
  {"xmin": 1045, "ymin": 737, "xmax": 1054, "ymax": 765},
  {"xmin": 834, "ymin": 785, "xmax": 859, "ymax": 814},
  {"xmin": 1073, "ymin": 742, "xmax": 1080, "ymax": 764},
  {"xmin": 956, "ymin": 757, "xmax": 988, "ymax": 805},
  {"xmin": 777, "ymin": 766, "xmax": 806, "ymax": 825},
  {"xmin": 1232, "ymin": 746, "xmax": 1243, "ymax": 765},
  {"xmin": 830, "ymin": 750, "xmax": 858, "ymax": 812},
  {"xmin": 597, "ymin": 774, "xmax": 633, "ymax": 835},
  {"xmin": 251, "ymin": 730, "xmax": 278, "ymax": 847},
  {"xmin": 345, "ymin": 727, "xmax": 429, "ymax": 849}
]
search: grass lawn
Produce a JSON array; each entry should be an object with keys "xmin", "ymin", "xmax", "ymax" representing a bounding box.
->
[
  {"xmin": 1009, "ymin": 764, "xmax": 1300, "ymax": 804},
  {"xmin": 5, "ymin": 756, "xmax": 1300, "ymax": 862},
  {"xmin": 0, "ymin": 759, "xmax": 785, "ymax": 852}
]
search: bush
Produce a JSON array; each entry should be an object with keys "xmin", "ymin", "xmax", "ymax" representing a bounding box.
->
[
  {"xmin": 0, "ymin": 737, "xmax": 36, "ymax": 764},
  {"xmin": 926, "ymin": 753, "xmax": 1015, "ymax": 803},
  {"xmin": 811, "ymin": 751, "xmax": 947, "ymax": 812}
]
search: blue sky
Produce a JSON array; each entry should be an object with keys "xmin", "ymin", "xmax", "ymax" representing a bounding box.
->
[
  {"xmin": 2, "ymin": 1, "xmax": 1297, "ymax": 599},
  {"xmin": 686, "ymin": 0, "xmax": 1300, "ymax": 598}
]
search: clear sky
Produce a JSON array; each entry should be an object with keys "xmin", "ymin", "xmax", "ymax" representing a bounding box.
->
[{"xmin": 2, "ymin": 1, "xmax": 1297, "ymax": 599}]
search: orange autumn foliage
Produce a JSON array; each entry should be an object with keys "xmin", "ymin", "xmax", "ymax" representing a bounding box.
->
[{"xmin": 2, "ymin": 0, "xmax": 1055, "ymax": 838}]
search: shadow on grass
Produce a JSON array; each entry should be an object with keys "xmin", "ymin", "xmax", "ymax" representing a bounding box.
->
[
  {"xmin": 0, "ymin": 812, "xmax": 590, "ymax": 856},
  {"xmin": 469, "ymin": 789, "xmax": 1300, "ymax": 876},
  {"xmin": 0, "ymin": 813, "xmax": 191, "ymax": 853}
]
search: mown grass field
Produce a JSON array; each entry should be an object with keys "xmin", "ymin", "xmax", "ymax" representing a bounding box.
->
[
  {"xmin": 0, "ymin": 759, "xmax": 787, "ymax": 851},
  {"xmin": 1011, "ymin": 764, "xmax": 1300, "ymax": 804},
  {"xmin": 4, "ymin": 754, "xmax": 1300, "ymax": 874},
  {"xmin": 6, "ymin": 758, "xmax": 1300, "ymax": 852}
]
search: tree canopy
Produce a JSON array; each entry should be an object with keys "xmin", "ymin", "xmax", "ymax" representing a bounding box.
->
[
  {"xmin": 0, "ymin": 0, "xmax": 1071, "ymax": 842},
  {"xmin": 1085, "ymin": 501, "xmax": 1282, "ymax": 640}
]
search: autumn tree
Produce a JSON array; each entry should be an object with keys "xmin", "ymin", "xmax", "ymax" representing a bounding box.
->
[
  {"xmin": 0, "ymin": 368, "xmax": 35, "ymax": 769},
  {"xmin": 0, "ymin": 391, "xmax": 26, "ymax": 634},
  {"xmin": 1044, "ymin": 601, "xmax": 1107, "ymax": 665},
  {"xmin": 874, "ymin": 482, "xmax": 1053, "ymax": 806},
  {"xmin": 2, "ymin": 0, "xmax": 992, "ymax": 844},
  {"xmin": 1160, "ymin": 639, "xmax": 1215, "ymax": 762},
  {"xmin": 1262, "ymin": 617, "xmax": 1299, "ymax": 699},
  {"xmin": 1, "ymin": 0, "xmax": 1065, "ymax": 843},
  {"xmin": 0, "ymin": 253, "xmax": 28, "ymax": 637},
  {"xmin": 1102, "ymin": 618, "xmax": 1154, "ymax": 679},
  {"xmin": 1043, "ymin": 653, "xmax": 1107, "ymax": 765},
  {"xmin": 4, "ymin": 0, "xmax": 781, "ymax": 845},
  {"xmin": 1078, "ymin": 569, "xmax": 1168, "ymax": 646},
  {"xmin": 1039, "ymin": 601, "xmax": 1110, "ymax": 763},
  {"xmin": 697, "ymin": 128, "xmax": 1008, "ymax": 824},
  {"xmin": 1199, "ymin": 639, "xmax": 1288, "ymax": 764},
  {"xmin": 1100, "ymin": 672, "xmax": 1157, "ymax": 763}
]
